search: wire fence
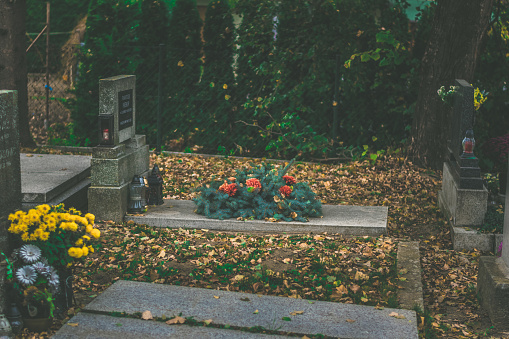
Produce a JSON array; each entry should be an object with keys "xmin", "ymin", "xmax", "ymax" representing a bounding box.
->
[{"xmin": 27, "ymin": 42, "xmax": 341, "ymax": 159}]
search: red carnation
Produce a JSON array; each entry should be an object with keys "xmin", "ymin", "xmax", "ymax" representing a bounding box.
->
[
  {"xmin": 246, "ymin": 178, "xmax": 262, "ymax": 188},
  {"xmin": 279, "ymin": 185, "xmax": 292, "ymax": 197},
  {"xmin": 225, "ymin": 183, "xmax": 238, "ymax": 196},
  {"xmin": 283, "ymin": 175, "xmax": 296, "ymax": 185}
]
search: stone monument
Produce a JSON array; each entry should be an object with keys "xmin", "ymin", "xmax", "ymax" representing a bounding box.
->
[
  {"xmin": 438, "ymin": 80, "xmax": 488, "ymax": 241},
  {"xmin": 0, "ymin": 91, "xmax": 22, "ymax": 314},
  {"xmin": 477, "ymin": 159, "xmax": 509, "ymax": 330},
  {"xmin": 88, "ymin": 75, "xmax": 149, "ymax": 222}
]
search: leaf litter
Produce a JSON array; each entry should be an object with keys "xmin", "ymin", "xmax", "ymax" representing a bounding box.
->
[{"xmin": 19, "ymin": 151, "xmax": 505, "ymax": 338}]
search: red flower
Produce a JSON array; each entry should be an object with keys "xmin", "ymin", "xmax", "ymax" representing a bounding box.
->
[
  {"xmin": 283, "ymin": 175, "xmax": 296, "ymax": 185},
  {"xmin": 225, "ymin": 183, "xmax": 237, "ymax": 196},
  {"xmin": 246, "ymin": 178, "xmax": 262, "ymax": 188},
  {"xmin": 279, "ymin": 185, "xmax": 292, "ymax": 197},
  {"xmin": 219, "ymin": 182, "xmax": 238, "ymax": 196}
]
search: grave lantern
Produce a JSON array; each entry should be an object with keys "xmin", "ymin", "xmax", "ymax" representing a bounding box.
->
[
  {"xmin": 138, "ymin": 175, "xmax": 148, "ymax": 208},
  {"xmin": 147, "ymin": 165, "xmax": 164, "ymax": 205},
  {"xmin": 98, "ymin": 114, "xmax": 114, "ymax": 146},
  {"xmin": 6, "ymin": 303, "xmax": 23, "ymax": 335},
  {"xmin": 128, "ymin": 175, "xmax": 145, "ymax": 214},
  {"xmin": 461, "ymin": 129, "xmax": 476, "ymax": 158}
]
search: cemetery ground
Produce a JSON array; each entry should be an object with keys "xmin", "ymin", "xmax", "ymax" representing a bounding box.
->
[{"xmin": 17, "ymin": 149, "xmax": 507, "ymax": 338}]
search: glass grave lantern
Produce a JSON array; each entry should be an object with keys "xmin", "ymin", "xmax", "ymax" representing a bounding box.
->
[
  {"xmin": 98, "ymin": 114, "xmax": 114, "ymax": 146},
  {"xmin": 128, "ymin": 175, "xmax": 145, "ymax": 214},
  {"xmin": 147, "ymin": 165, "xmax": 164, "ymax": 205}
]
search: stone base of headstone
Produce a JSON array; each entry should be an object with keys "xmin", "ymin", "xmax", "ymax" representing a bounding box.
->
[
  {"xmin": 438, "ymin": 161, "xmax": 487, "ymax": 226},
  {"xmin": 477, "ymin": 256, "xmax": 509, "ymax": 330},
  {"xmin": 88, "ymin": 135, "xmax": 149, "ymax": 222}
]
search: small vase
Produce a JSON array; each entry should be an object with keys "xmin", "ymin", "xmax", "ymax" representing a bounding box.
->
[{"xmin": 23, "ymin": 317, "xmax": 52, "ymax": 332}]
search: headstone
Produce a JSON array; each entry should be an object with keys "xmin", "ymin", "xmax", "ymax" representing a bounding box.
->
[
  {"xmin": 438, "ymin": 79, "xmax": 487, "ymax": 236},
  {"xmin": 449, "ymin": 79, "xmax": 475, "ymax": 162},
  {"xmin": 477, "ymin": 159, "xmax": 509, "ymax": 330},
  {"xmin": 99, "ymin": 75, "xmax": 136, "ymax": 145},
  {"xmin": 0, "ymin": 90, "xmax": 22, "ymax": 314},
  {"xmin": 89, "ymin": 76, "xmax": 150, "ymax": 223}
]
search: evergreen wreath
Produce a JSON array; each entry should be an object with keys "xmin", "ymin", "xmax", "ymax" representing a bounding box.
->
[{"xmin": 193, "ymin": 159, "xmax": 322, "ymax": 221}]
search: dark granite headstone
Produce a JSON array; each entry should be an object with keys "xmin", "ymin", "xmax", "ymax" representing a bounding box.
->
[
  {"xmin": 445, "ymin": 80, "xmax": 483, "ymax": 189},
  {"xmin": 449, "ymin": 79, "xmax": 475, "ymax": 162},
  {"xmin": 0, "ymin": 90, "xmax": 22, "ymax": 314}
]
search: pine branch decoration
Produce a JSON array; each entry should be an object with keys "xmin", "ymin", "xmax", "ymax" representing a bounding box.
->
[{"xmin": 193, "ymin": 161, "xmax": 322, "ymax": 221}]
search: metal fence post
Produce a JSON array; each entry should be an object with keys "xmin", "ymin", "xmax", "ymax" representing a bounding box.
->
[{"xmin": 157, "ymin": 44, "xmax": 164, "ymax": 154}]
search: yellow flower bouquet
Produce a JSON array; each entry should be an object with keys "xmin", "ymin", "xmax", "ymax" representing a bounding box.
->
[{"xmin": 8, "ymin": 204, "xmax": 101, "ymax": 269}]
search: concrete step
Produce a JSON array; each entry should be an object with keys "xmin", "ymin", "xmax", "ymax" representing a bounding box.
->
[
  {"xmin": 126, "ymin": 199, "xmax": 388, "ymax": 236},
  {"xmin": 20, "ymin": 153, "xmax": 91, "ymax": 210},
  {"xmin": 54, "ymin": 280, "xmax": 418, "ymax": 339}
]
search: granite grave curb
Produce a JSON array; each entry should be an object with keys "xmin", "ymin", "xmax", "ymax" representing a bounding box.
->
[{"xmin": 125, "ymin": 199, "xmax": 388, "ymax": 236}]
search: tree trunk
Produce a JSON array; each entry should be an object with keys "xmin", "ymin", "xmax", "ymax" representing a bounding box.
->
[
  {"xmin": 409, "ymin": 0, "xmax": 493, "ymax": 169},
  {"xmin": 0, "ymin": 0, "xmax": 36, "ymax": 147}
]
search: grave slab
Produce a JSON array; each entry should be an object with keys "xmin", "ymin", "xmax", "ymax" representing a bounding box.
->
[
  {"xmin": 81, "ymin": 280, "xmax": 418, "ymax": 339},
  {"xmin": 20, "ymin": 153, "xmax": 91, "ymax": 204},
  {"xmin": 53, "ymin": 313, "xmax": 293, "ymax": 339},
  {"xmin": 125, "ymin": 199, "xmax": 388, "ymax": 236}
]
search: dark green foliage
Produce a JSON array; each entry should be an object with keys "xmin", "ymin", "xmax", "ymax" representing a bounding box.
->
[
  {"xmin": 194, "ymin": 160, "xmax": 322, "ymax": 221},
  {"xmin": 196, "ymin": 0, "xmax": 235, "ymax": 152},
  {"xmin": 68, "ymin": 0, "xmax": 139, "ymax": 144},
  {"xmin": 167, "ymin": 0, "xmax": 202, "ymax": 143},
  {"xmin": 136, "ymin": 0, "xmax": 171, "ymax": 145}
]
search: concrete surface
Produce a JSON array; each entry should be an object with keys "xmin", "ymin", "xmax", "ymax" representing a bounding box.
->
[
  {"xmin": 125, "ymin": 199, "xmax": 388, "ymax": 236},
  {"xmin": 57, "ymin": 280, "xmax": 418, "ymax": 339},
  {"xmin": 20, "ymin": 153, "xmax": 91, "ymax": 204},
  {"xmin": 397, "ymin": 241, "xmax": 424, "ymax": 311},
  {"xmin": 53, "ymin": 313, "xmax": 294, "ymax": 338}
]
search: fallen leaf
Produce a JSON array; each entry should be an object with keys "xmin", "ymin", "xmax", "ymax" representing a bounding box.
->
[
  {"xmin": 67, "ymin": 323, "xmax": 79, "ymax": 327},
  {"xmin": 389, "ymin": 312, "xmax": 406, "ymax": 319},
  {"xmin": 290, "ymin": 310, "xmax": 304, "ymax": 315},
  {"xmin": 282, "ymin": 317, "xmax": 291, "ymax": 321},
  {"xmin": 240, "ymin": 297, "xmax": 250, "ymax": 302},
  {"xmin": 204, "ymin": 319, "xmax": 213, "ymax": 325},
  {"xmin": 141, "ymin": 310, "xmax": 153, "ymax": 320},
  {"xmin": 158, "ymin": 250, "xmax": 166, "ymax": 258},
  {"xmin": 346, "ymin": 319, "xmax": 356, "ymax": 323},
  {"xmin": 166, "ymin": 316, "xmax": 186, "ymax": 324},
  {"xmin": 213, "ymin": 296, "xmax": 220, "ymax": 299},
  {"xmin": 253, "ymin": 309, "xmax": 259, "ymax": 314}
]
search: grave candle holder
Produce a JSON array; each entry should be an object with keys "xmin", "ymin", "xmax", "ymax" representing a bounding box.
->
[
  {"xmin": 461, "ymin": 129, "xmax": 476, "ymax": 159},
  {"xmin": 128, "ymin": 175, "xmax": 145, "ymax": 214},
  {"xmin": 147, "ymin": 165, "xmax": 164, "ymax": 205},
  {"xmin": 98, "ymin": 114, "xmax": 114, "ymax": 146}
]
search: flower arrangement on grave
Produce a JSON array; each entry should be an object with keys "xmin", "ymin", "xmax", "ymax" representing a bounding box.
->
[
  {"xmin": 5, "ymin": 244, "xmax": 58, "ymax": 319},
  {"xmin": 7, "ymin": 204, "xmax": 100, "ymax": 269},
  {"xmin": 437, "ymin": 85, "xmax": 487, "ymax": 110},
  {"xmin": 193, "ymin": 160, "xmax": 322, "ymax": 222}
]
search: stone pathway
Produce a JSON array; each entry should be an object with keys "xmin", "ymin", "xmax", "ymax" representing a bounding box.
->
[{"xmin": 54, "ymin": 280, "xmax": 418, "ymax": 338}]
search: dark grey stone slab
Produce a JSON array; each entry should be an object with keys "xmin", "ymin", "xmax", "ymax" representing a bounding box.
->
[
  {"xmin": 450, "ymin": 79, "xmax": 475, "ymax": 161},
  {"xmin": 125, "ymin": 199, "xmax": 388, "ymax": 236},
  {"xmin": 84, "ymin": 280, "xmax": 418, "ymax": 339},
  {"xmin": 22, "ymin": 178, "xmax": 90, "ymax": 212},
  {"xmin": 20, "ymin": 153, "xmax": 91, "ymax": 203},
  {"xmin": 53, "ymin": 313, "xmax": 292, "ymax": 338}
]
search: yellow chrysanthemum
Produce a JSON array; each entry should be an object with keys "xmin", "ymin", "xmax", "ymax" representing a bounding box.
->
[
  {"xmin": 68, "ymin": 222, "xmax": 78, "ymax": 232},
  {"xmin": 82, "ymin": 246, "xmax": 89, "ymax": 256},
  {"xmin": 83, "ymin": 235, "xmax": 91, "ymax": 241},
  {"xmin": 74, "ymin": 247, "xmax": 83, "ymax": 258},
  {"xmin": 36, "ymin": 204, "xmax": 51, "ymax": 214},
  {"xmin": 29, "ymin": 233, "xmax": 38, "ymax": 241},
  {"xmin": 39, "ymin": 232, "xmax": 50, "ymax": 241},
  {"xmin": 68, "ymin": 247, "xmax": 78, "ymax": 258},
  {"xmin": 75, "ymin": 239, "xmax": 83, "ymax": 246},
  {"xmin": 28, "ymin": 210, "xmax": 40, "ymax": 223},
  {"xmin": 48, "ymin": 223, "xmax": 57, "ymax": 232},
  {"xmin": 21, "ymin": 233, "xmax": 30, "ymax": 242},
  {"xmin": 18, "ymin": 223, "xmax": 28, "ymax": 233},
  {"xmin": 85, "ymin": 213, "xmax": 95, "ymax": 225},
  {"xmin": 90, "ymin": 229, "xmax": 101, "ymax": 239},
  {"xmin": 86, "ymin": 225, "xmax": 93, "ymax": 234},
  {"xmin": 59, "ymin": 222, "xmax": 68, "ymax": 231},
  {"xmin": 88, "ymin": 245, "xmax": 94, "ymax": 253},
  {"xmin": 61, "ymin": 213, "xmax": 71, "ymax": 221}
]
